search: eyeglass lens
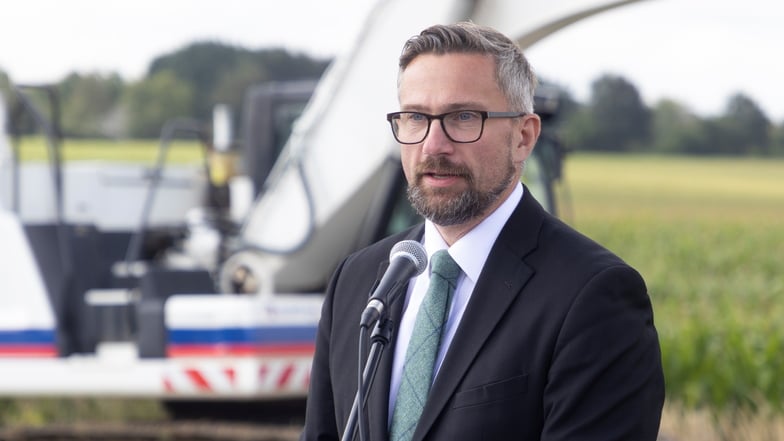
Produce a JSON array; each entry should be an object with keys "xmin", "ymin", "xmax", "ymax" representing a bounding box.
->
[{"xmin": 393, "ymin": 111, "xmax": 484, "ymax": 143}]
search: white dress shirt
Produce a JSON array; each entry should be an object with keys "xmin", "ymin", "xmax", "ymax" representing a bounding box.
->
[{"xmin": 388, "ymin": 182, "xmax": 524, "ymax": 420}]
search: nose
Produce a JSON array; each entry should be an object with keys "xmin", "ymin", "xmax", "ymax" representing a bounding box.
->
[{"xmin": 421, "ymin": 118, "xmax": 454, "ymax": 156}]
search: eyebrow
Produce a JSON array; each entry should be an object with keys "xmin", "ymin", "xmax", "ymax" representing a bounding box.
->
[{"xmin": 401, "ymin": 102, "xmax": 488, "ymax": 113}]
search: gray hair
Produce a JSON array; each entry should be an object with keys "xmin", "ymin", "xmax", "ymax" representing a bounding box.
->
[{"xmin": 398, "ymin": 22, "xmax": 537, "ymax": 113}]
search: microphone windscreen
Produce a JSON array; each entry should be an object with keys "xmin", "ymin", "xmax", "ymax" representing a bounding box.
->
[{"xmin": 390, "ymin": 240, "xmax": 427, "ymax": 276}]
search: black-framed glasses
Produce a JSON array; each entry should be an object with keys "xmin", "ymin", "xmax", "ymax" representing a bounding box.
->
[{"xmin": 386, "ymin": 110, "xmax": 527, "ymax": 144}]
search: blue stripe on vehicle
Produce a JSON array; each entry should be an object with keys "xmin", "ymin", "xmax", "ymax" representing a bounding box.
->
[
  {"xmin": 168, "ymin": 325, "xmax": 317, "ymax": 344},
  {"xmin": 0, "ymin": 329, "xmax": 56, "ymax": 344}
]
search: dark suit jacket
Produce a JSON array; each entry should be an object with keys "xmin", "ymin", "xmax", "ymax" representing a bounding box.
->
[{"xmin": 301, "ymin": 189, "xmax": 664, "ymax": 440}]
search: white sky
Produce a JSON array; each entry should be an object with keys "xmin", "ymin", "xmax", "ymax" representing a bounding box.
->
[{"xmin": 1, "ymin": 0, "xmax": 782, "ymax": 120}]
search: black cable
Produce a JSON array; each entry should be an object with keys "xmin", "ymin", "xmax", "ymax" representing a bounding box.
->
[
  {"xmin": 357, "ymin": 324, "xmax": 370, "ymax": 441},
  {"xmin": 124, "ymin": 117, "xmax": 204, "ymax": 265},
  {"xmin": 12, "ymin": 86, "xmax": 64, "ymax": 223},
  {"xmin": 10, "ymin": 85, "xmax": 78, "ymax": 350}
]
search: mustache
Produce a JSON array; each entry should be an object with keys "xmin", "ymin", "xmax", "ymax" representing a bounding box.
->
[{"xmin": 414, "ymin": 156, "xmax": 471, "ymax": 181}]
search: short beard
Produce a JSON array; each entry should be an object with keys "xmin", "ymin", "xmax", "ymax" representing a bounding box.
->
[{"xmin": 407, "ymin": 155, "xmax": 516, "ymax": 226}]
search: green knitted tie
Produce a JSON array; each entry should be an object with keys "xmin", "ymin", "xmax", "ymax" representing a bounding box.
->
[{"xmin": 390, "ymin": 250, "xmax": 460, "ymax": 441}]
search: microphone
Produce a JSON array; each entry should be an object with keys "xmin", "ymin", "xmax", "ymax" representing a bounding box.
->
[{"xmin": 360, "ymin": 240, "xmax": 427, "ymax": 327}]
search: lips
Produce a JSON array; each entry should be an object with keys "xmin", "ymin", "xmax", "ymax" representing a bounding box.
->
[
  {"xmin": 413, "ymin": 156, "xmax": 472, "ymax": 191},
  {"xmin": 417, "ymin": 171, "xmax": 467, "ymax": 192},
  {"xmin": 425, "ymin": 171, "xmax": 460, "ymax": 179}
]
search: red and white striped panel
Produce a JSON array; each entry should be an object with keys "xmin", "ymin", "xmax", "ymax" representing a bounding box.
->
[
  {"xmin": 258, "ymin": 359, "xmax": 311, "ymax": 392},
  {"xmin": 162, "ymin": 359, "xmax": 311, "ymax": 397},
  {"xmin": 163, "ymin": 365, "xmax": 237, "ymax": 394}
]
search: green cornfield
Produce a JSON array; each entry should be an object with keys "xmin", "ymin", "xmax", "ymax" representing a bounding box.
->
[{"xmin": 559, "ymin": 153, "xmax": 784, "ymax": 412}]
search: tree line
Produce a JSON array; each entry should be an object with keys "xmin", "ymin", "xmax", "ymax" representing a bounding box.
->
[
  {"xmin": 1, "ymin": 42, "xmax": 330, "ymax": 139},
  {"xmin": 555, "ymin": 75, "xmax": 784, "ymax": 156},
  {"xmin": 2, "ymin": 41, "xmax": 782, "ymax": 156}
]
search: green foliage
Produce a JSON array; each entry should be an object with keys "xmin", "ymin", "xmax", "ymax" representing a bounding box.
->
[
  {"xmin": 590, "ymin": 74, "xmax": 651, "ymax": 150},
  {"xmin": 559, "ymin": 105, "xmax": 599, "ymax": 151},
  {"xmin": 771, "ymin": 122, "xmax": 784, "ymax": 156},
  {"xmin": 0, "ymin": 69, "xmax": 11, "ymax": 93},
  {"xmin": 712, "ymin": 93, "xmax": 772, "ymax": 155},
  {"xmin": 651, "ymin": 99, "xmax": 710, "ymax": 154},
  {"xmin": 148, "ymin": 42, "xmax": 329, "ymax": 123},
  {"xmin": 148, "ymin": 41, "xmax": 251, "ymax": 121},
  {"xmin": 58, "ymin": 72, "xmax": 124, "ymax": 138},
  {"xmin": 121, "ymin": 70, "xmax": 195, "ymax": 138},
  {"xmin": 211, "ymin": 58, "xmax": 269, "ymax": 112},
  {"xmin": 562, "ymin": 153, "xmax": 784, "ymax": 411},
  {"xmin": 552, "ymin": 74, "xmax": 781, "ymax": 156},
  {"xmin": 559, "ymin": 74, "xmax": 650, "ymax": 152},
  {"xmin": 2, "ymin": 42, "xmax": 330, "ymax": 140}
]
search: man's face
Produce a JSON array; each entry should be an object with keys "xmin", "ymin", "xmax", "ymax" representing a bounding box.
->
[{"xmin": 397, "ymin": 53, "xmax": 537, "ymax": 227}]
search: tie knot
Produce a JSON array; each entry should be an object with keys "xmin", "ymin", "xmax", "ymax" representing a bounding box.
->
[{"xmin": 430, "ymin": 250, "xmax": 460, "ymax": 283}]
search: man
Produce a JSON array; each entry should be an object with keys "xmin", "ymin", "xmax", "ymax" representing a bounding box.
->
[{"xmin": 301, "ymin": 22, "xmax": 664, "ymax": 441}]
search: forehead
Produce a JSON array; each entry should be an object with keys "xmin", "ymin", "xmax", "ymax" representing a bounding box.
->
[{"xmin": 398, "ymin": 53, "xmax": 506, "ymax": 110}]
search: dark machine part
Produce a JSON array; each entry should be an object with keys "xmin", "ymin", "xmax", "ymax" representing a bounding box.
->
[{"xmin": 241, "ymin": 80, "xmax": 318, "ymax": 198}]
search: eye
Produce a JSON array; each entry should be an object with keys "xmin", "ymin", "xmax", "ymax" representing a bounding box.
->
[
  {"xmin": 407, "ymin": 112, "xmax": 427, "ymax": 122},
  {"xmin": 453, "ymin": 111, "xmax": 481, "ymax": 122}
]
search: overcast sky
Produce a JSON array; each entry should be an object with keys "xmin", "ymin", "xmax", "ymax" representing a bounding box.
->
[{"xmin": 1, "ymin": 0, "xmax": 782, "ymax": 120}]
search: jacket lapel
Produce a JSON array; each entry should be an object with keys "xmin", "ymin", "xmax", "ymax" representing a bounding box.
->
[{"xmin": 412, "ymin": 192, "xmax": 545, "ymax": 440}]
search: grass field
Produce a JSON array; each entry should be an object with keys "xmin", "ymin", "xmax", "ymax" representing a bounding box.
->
[
  {"xmin": 9, "ymin": 136, "xmax": 204, "ymax": 164},
  {"xmin": 559, "ymin": 153, "xmax": 784, "ymax": 439}
]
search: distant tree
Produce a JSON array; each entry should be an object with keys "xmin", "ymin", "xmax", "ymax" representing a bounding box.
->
[
  {"xmin": 559, "ymin": 104, "xmax": 601, "ymax": 151},
  {"xmin": 148, "ymin": 42, "xmax": 329, "ymax": 121},
  {"xmin": 769, "ymin": 120, "xmax": 784, "ymax": 156},
  {"xmin": 651, "ymin": 99, "xmax": 710, "ymax": 154},
  {"xmin": 712, "ymin": 92, "xmax": 771, "ymax": 155},
  {"xmin": 253, "ymin": 48, "xmax": 330, "ymax": 80},
  {"xmin": 148, "ymin": 42, "xmax": 245, "ymax": 120},
  {"xmin": 211, "ymin": 59, "xmax": 270, "ymax": 122},
  {"xmin": 0, "ymin": 69, "xmax": 10, "ymax": 93},
  {"xmin": 122, "ymin": 70, "xmax": 194, "ymax": 138},
  {"xmin": 553, "ymin": 87, "xmax": 580, "ymax": 120},
  {"xmin": 586, "ymin": 74, "xmax": 651, "ymax": 152},
  {"xmin": 58, "ymin": 72, "xmax": 124, "ymax": 137}
]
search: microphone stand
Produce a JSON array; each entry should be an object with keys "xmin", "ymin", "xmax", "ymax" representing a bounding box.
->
[{"xmin": 341, "ymin": 317, "xmax": 394, "ymax": 441}]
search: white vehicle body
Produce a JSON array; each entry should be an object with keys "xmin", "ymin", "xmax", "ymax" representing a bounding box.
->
[{"xmin": 0, "ymin": 0, "xmax": 645, "ymax": 400}]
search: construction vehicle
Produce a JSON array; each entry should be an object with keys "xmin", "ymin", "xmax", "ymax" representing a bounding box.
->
[{"xmin": 0, "ymin": 0, "xmax": 644, "ymax": 407}]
